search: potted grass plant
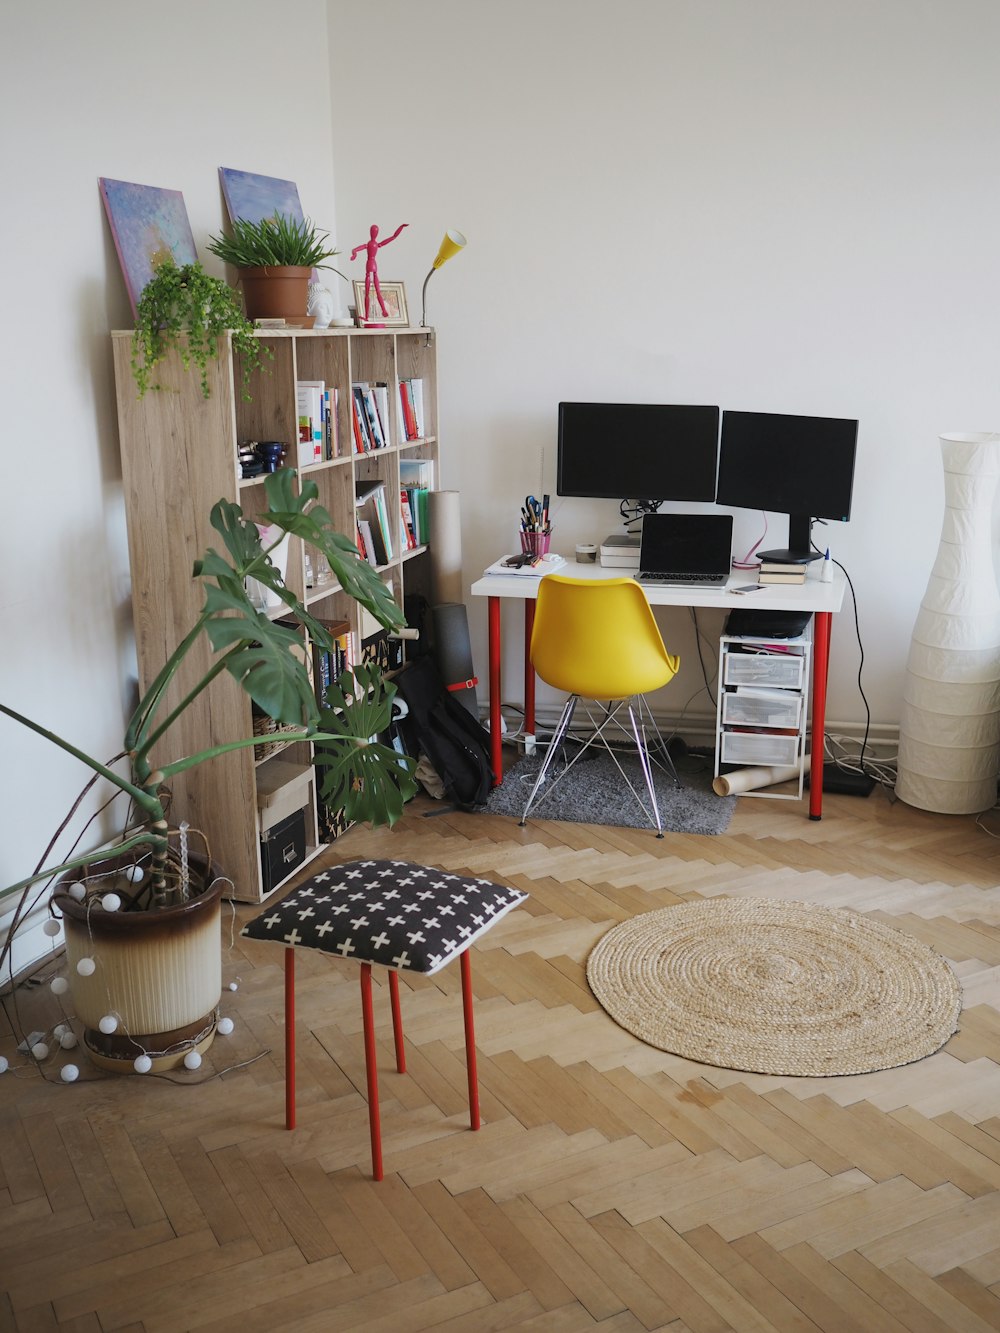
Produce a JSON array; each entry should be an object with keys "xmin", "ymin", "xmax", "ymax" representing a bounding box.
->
[
  {"xmin": 207, "ymin": 214, "xmax": 345, "ymax": 322},
  {"xmin": 1, "ymin": 469, "xmax": 416, "ymax": 1073}
]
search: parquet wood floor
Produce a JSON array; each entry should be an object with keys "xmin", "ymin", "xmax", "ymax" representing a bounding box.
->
[{"xmin": 2, "ymin": 775, "xmax": 999, "ymax": 1331}]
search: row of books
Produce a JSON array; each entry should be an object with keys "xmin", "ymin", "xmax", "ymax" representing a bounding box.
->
[
  {"xmin": 351, "ymin": 380, "xmax": 391, "ymax": 454},
  {"xmin": 311, "ymin": 621, "xmax": 354, "ymax": 709},
  {"xmin": 399, "ymin": 457, "xmax": 434, "ymax": 549},
  {"xmin": 757, "ymin": 557, "xmax": 807, "ymax": 585},
  {"xmin": 296, "ymin": 380, "xmax": 339, "ymax": 466},
  {"xmin": 355, "ymin": 479, "xmax": 395, "ymax": 566},
  {"xmin": 296, "ymin": 377, "xmax": 427, "ymax": 465},
  {"xmin": 399, "ymin": 377, "xmax": 426, "ymax": 441}
]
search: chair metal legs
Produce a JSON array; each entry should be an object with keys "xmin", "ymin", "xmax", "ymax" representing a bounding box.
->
[{"xmin": 519, "ymin": 692, "xmax": 680, "ymax": 835}]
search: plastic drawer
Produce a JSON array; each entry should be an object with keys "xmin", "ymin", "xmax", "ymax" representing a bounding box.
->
[
  {"xmin": 722, "ymin": 692, "xmax": 802, "ymax": 730},
  {"xmin": 720, "ymin": 730, "xmax": 801, "ymax": 767},
  {"xmin": 723, "ymin": 652, "xmax": 805, "ymax": 690}
]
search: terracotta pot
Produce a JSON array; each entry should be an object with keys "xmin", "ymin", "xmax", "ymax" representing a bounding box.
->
[
  {"xmin": 53, "ymin": 850, "xmax": 225, "ymax": 1073},
  {"xmin": 239, "ymin": 265, "xmax": 311, "ymax": 320}
]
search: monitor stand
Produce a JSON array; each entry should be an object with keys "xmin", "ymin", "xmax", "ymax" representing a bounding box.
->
[{"xmin": 758, "ymin": 513, "xmax": 821, "ymax": 565}]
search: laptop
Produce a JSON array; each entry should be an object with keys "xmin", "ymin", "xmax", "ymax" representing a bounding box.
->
[{"xmin": 634, "ymin": 513, "xmax": 734, "ymax": 589}]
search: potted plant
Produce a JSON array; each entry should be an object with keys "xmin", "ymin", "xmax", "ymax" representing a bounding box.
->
[
  {"xmin": 1, "ymin": 469, "xmax": 417, "ymax": 1073},
  {"xmin": 207, "ymin": 214, "xmax": 345, "ymax": 322},
  {"xmin": 130, "ymin": 258, "xmax": 267, "ymax": 400}
]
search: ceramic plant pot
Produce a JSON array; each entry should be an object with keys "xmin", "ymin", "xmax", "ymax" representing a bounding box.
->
[
  {"xmin": 53, "ymin": 850, "xmax": 225, "ymax": 1073},
  {"xmin": 238, "ymin": 265, "xmax": 312, "ymax": 321}
]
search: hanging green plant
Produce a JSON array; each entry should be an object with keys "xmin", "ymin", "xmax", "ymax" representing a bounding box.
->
[{"xmin": 130, "ymin": 259, "xmax": 269, "ymax": 400}]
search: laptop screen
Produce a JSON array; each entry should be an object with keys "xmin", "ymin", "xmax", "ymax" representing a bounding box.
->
[{"xmin": 639, "ymin": 514, "xmax": 734, "ymax": 575}]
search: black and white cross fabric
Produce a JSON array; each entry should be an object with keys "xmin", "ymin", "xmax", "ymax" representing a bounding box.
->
[{"xmin": 241, "ymin": 859, "xmax": 528, "ymax": 975}]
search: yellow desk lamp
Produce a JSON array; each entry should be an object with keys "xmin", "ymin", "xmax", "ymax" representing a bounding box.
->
[{"xmin": 420, "ymin": 229, "xmax": 467, "ymax": 327}]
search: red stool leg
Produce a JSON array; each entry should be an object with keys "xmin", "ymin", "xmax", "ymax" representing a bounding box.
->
[
  {"xmin": 388, "ymin": 970, "xmax": 406, "ymax": 1073},
  {"xmin": 284, "ymin": 947, "xmax": 296, "ymax": 1131},
  {"xmin": 460, "ymin": 949, "xmax": 481, "ymax": 1131},
  {"xmin": 359, "ymin": 963, "xmax": 383, "ymax": 1180}
]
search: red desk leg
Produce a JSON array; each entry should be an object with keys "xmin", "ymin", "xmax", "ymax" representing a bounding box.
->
[
  {"xmin": 360, "ymin": 963, "xmax": 383, "ymax": 1180},
  {"xmin": 809, "ymin": 611, "xmax": 832, "ymax": 821},
  {"xmin": 388, "ymin": 969, "xmax": 406, "ymax": 1074},
  {"xmin": 284, "ymin": 947, "xmax": 296, "ymax": 1130},
  {"xmin": 488, "ymin": 595, "xmax": 502, "ymax": 787},
  {"xmin": 524, "ymin": 600, "xmax": 536, "ymax": 742},
  {"xmin": 460, "ymin": 950, "xmax": 481, "ymax": 1131}
]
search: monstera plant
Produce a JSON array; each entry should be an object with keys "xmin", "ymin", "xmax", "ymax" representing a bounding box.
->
[{"xmin": 1, "ymin": 469, "xmax": 417, "ymax": 1072}]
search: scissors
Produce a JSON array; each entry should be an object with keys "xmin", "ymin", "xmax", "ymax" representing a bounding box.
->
[{"xmin": 525, "ymin": 495, "xmax": 542, "ymax": 528}]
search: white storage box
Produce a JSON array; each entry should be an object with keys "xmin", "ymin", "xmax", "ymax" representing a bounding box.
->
[
  {"xmin": 723, "ymin": 651, "xmax": 805, "ymax": 690},
  {"xmin": 722, "ymin": 691, "xmax": 802, "ymax": 730},
  {"xmin": 720, "ymin": 730, "xmax": 801, "ymax": 767},
  {"xmin": 256, "ymin": 760, "xmax": 314, "ymax": 833}
]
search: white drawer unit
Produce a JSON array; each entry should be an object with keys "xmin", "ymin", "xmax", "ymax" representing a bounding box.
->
[
  {"xmin": 723, "ymin": 650, "xmax": 805, "ymax": 690},
  {"xmin": 722, "ymin": 690, "xmax": 802, "ymax": 730},
  {"xmin": 715, "ymin": 632, "xmax": 811, "ymax": 801},
  {"xmin": 720, "ymin": 729, "xmax": 801, "ymax": 768}
]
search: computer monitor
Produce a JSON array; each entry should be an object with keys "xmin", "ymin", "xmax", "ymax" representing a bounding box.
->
[
  {"xmin": 716, "ymin": 410, "xmax": 859, "ymax": 562},
  {"xmin": 557, "ymin": 402, "xmax": 720, "ymax": 503}
]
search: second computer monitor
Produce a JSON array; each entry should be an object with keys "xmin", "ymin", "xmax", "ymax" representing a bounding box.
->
[
  {"xmin": 716, "ymin": 409, "xmax": 858, "ymax": 561},
  {"xmin": 557, "ymin": 402, "xmax": 720, "ymax": 503}
]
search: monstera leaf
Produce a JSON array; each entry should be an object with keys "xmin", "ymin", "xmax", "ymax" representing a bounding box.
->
[{"xmin": 315, "ymin": 664, "xmax": 417, "ymax": 829}]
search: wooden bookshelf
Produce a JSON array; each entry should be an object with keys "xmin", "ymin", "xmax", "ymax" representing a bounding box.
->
[{"xmin": 111, "ymin": 326, "xmax": 439, "ymax": 903}]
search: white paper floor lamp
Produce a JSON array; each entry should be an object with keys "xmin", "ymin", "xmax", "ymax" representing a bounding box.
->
[{"xmin": 895, "ymin": 432, "xmax": 1000, "ymax": 814}]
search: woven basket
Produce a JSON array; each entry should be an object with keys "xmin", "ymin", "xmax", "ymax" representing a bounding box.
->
[{"xmin": 252, "ymin": 715, "xmax": 300, "ymax": 761}]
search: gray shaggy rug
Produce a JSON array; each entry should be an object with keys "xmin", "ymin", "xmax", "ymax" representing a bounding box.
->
[{"xmin": 485, "ymin": 751, "xmax": 735, "ymax": 835}]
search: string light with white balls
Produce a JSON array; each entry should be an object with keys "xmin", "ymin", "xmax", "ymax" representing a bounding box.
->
[{"xmin": 0, "ymin": 858, "xmax": 245, "ymax": 1086}]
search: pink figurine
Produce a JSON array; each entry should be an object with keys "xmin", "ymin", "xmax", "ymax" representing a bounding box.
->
[{"xmin": 350, "ymin": 222, "xmax": 408, "ymax": 324}]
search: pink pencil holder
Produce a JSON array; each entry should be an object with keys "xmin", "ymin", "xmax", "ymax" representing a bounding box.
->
[{"xmin": 520, "ymin": 530, "xmax": 551, "ymax": 558}]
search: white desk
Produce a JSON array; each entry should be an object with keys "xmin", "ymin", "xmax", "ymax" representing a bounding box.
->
[{"xmin": 469, "ymin": 564, "xmax": 847, "ymax": 820}]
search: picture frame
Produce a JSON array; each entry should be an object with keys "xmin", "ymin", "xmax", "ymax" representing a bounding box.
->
[
  {"xmin": 218, "ymin": 167, "xmax": 304, "ymax": 226},
  {"xmin": 352, "ymin": 280, "xmax": 409, "ymax": 327},
  {"xmin": 99, "ymin": 177, "xmax": 198, "ymax": 316}
]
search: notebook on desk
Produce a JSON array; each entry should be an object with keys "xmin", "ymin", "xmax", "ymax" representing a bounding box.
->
[{"xmin": 634, "ymin": 513, "xmax": 733, "ymax": 589}]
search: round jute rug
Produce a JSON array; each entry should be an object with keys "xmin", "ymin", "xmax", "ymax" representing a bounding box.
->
[{"xmin": 586, "ymin": 897, "xmax": 962, "ymax": 1076}]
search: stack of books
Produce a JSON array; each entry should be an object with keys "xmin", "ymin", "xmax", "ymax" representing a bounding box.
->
[{"xmin": 757, "ymin": 557, "xmax": 808, "ymax": 585}]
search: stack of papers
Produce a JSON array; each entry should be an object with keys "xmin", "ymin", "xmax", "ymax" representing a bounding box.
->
[{"xmin": 483, "ymin": 554, "xmax": 567, "ymax": 577}]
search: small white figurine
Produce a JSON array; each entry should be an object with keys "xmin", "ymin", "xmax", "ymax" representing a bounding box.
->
[{"xmin": 307, "ymin": 281, "xmax": 336, "ymax": 329}]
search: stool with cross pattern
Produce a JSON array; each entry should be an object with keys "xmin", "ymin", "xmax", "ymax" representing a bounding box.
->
[{"xmin": 241, "ymin": 858, "xmax": 527, "ymax": 1179}]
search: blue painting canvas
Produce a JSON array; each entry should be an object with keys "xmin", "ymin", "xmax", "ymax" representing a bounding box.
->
[
  {"xmin": 219, "ymin": 168, "xmax": 305, "ymax": 226},
  {"xmin": 99, "ymin": 177, "xmax": 198, "ymax": 316}
]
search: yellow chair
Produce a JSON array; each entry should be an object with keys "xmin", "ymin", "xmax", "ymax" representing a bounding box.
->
[{"xmin": 519, "ymin": 575, "xmax": 681, "ymax": 836}]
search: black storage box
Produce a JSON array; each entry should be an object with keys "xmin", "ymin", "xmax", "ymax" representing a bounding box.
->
[{"xmin": 260, "ymin": 807, "xmax": 307, "ymax": 894}]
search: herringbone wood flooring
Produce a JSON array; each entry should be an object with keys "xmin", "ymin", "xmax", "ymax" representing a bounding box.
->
[{"xmin": 2, "ymin": 776, "xmax": 1000, "ymax": 1331}]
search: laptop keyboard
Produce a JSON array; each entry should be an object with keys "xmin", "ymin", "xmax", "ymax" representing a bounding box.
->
[{"xmin": 637, "ymin": 572, "xmax": 726, "ymax": 583}]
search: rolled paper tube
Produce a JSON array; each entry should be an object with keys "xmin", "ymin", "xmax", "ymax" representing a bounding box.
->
[
  {"xmin": 713, "ymin": 754, "xmax": 811, "ymax": 797},
  {"xmin": 428, "ymin": 490, "xmax": 463, "ymax": 604}
]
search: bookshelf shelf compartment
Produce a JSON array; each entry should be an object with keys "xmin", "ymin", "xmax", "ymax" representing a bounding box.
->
[{"xmin": 113, "ymin": 325, "xmax": 440, "ymax": 902}]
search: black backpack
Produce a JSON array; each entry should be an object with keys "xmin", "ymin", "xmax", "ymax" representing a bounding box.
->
[{"xmin": 391, "ymin": 655, "xmax": 494, "ymax": 810}]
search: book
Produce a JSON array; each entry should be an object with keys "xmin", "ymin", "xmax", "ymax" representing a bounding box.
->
[
  {"xmin": 409, "ymin": 378, "xmax": 425, "ymax": 436},
  {"xmin": 399, "ymin": 489, "xmax": 417, "ymax": 549},
  {"xmin": 399, "ymin": 379, "xmax": 418, "ymax": 440},
  {"xmin": 351, "ymin": 384, "xmax": 373, "ymax": 452},
  {"xmin": 758, "ymin": 571, "xmax": 807, "ymax": 584},
  {"xmin": 371, "ymin": 486, "xmax": 394, "ymax": 560},
  {"xmin": 759, "ymin": 559, "xmax": 811, "ymax": 574},
  {"xmin": 296, "ymin": 380, "xmax": 325, "ymax": 466},
  {"xmin": 357, "ymin": 518, "xmax": 380, "ymax": 567},
  {"xmin": 373, "ymin": 383, "xmax": 391, "ymax": 443},
  {"xmin": 399, "ymin": 457, "xmax": 435, "ymax": 488}
]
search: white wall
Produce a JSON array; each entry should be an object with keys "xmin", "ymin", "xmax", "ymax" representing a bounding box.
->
[
  {"xmin": 0, "ymin": 0, "xmax": 338, "ymax": 973},
  {"xmin": 328, "ymin": 0, "xmax": 1000, "ymax": 734},
  {"xmin": 4, "ymin": 1, "xmax": 1000, "ymax": 971}
]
